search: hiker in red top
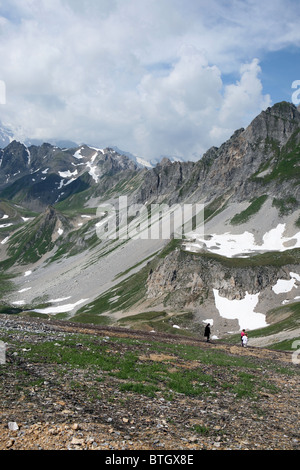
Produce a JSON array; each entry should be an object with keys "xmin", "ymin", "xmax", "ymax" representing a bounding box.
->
[{"xmin": 241, "ymin": 329, "xmax": 246, "ymax": 346}]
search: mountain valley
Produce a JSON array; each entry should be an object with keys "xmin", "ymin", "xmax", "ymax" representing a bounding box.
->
[{"xmin": 0, "ymin": 101, "xmax": 300, "ymax": 348}]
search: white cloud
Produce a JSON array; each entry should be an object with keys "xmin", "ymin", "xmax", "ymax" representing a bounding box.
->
[
  {"xmin": 131, "ymin": 45, "xmax": 224, "ymax": 158},
  {"xmin": 0, "ymin": 0, "xmax": 299, "ymax": 160},
  {"xmin": 210, "ymin": 59, "xmax": 272, "ymax": 144}
]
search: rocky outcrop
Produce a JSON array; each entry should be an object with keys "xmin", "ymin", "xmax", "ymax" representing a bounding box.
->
[
  {"xmin": 146, "ymin": 249, "xmax": 299, "ymax": 311},
  {"xmin": 133, "ymin": 157, "xmax": 196, "ymax": 205}
]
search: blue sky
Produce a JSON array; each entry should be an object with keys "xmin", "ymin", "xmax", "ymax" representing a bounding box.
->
[
  {"xmin": 221, "ymin": 48, "xmax": 298, "ymax": 105},
  {"xmin": 260, "ymin": 49, "xmax": 300, "ymax": 104},
  {"xmin": 0, "ymin": 0, "xmax": 299, "ymax": 161}
]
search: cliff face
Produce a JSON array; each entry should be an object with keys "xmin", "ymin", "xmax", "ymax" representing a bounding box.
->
[
  {"xmin": 146, "ymin": 249, "xmax": 296, "ymax": 306},
  {"xmin": 134, "ymin": 102, "xmax": 300, "ymax": 207},
  {"xmin": 145, "ymin": 248, "xmax": 300, "ymax": 336}
]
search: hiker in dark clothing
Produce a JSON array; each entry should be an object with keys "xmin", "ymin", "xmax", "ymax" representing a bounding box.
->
[{"xmin": 204, "ymin": 323, "xmax": 211, "ymax": 342}]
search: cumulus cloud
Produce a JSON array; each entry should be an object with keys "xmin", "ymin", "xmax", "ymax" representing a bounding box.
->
[
  {"xmin": 210, "ymin": 59, "xmax": 272, "ymax": 145},
  {"xmin": 0, "ymin": 0, "xmax": 299, "ymax": 160}
]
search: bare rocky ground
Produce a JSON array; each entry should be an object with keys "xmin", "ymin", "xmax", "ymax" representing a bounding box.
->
[{"xmin": 0, "ymin": 314, "xmax": 299, "ymax": 451}]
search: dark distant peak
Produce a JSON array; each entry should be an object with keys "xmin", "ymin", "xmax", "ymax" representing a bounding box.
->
[
  {"xmin": 0, "ymin": 140, "xmax": 31, "ymax": 172},
  {"xmin": 6, "ymin": 139, "xmax": 27, "ymax": 150},
  {"xmin": 30, "ymin": 142, "xmax": 54, "ymax": 150}
]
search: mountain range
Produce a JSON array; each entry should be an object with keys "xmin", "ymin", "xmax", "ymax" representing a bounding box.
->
[
  {"xmin": 0, "ymin": 101, "xmax": 299, "ymax": 346},
  {"xmin": 0, "ymin": 122, "xmax": 181, "ymax": 170}
]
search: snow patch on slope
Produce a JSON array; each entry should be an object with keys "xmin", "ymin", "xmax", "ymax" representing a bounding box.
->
[
  {"xmin": 184, "ymin": 224, "xmax": 300, "ymax": 258},
  {"xmin": 213, "ymin": 289, "xmax": 268, "ymax": 330}
]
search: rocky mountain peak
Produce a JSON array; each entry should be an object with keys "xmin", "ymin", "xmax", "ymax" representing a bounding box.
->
[
  {"xmin": 0, "ymin": 140, "xmax": 31, "ymax": 179},
  {"xmin": 243, "ymin": 101, "xmax": 300, "ymax": 148},
  {"xmin": 267, "ymin": 101, "xmax": 300, "ymax": 120},
  {"xmin": 159, "ymin": 157, "xmax": 172, "ymax": 166}
]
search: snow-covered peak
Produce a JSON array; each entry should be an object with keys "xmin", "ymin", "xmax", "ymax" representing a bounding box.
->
[{"xmin": 0, "ymin": 122, "xmax": 14, "ymax": 148}]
